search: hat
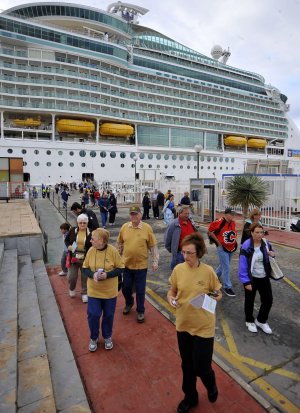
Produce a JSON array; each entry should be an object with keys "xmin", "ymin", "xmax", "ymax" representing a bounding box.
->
[
  {"xmin": 224, "ymin": 207, "xmax": 236, "ymax": 215},
  {"xmin": 129, "ymin": 206, "xmax": 141, "ymax": 214}
]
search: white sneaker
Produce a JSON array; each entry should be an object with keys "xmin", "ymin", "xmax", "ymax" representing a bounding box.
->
[
  {"xmin": 69, "ymin": 289, "xmax": 76, "ymax": 298},
  {"xmin": 58, "ymin": 271, "xmax": 67, "ymax": 276},
  {"xmin": 89, "ymin": 338, "xmax": 98, "ymax": 352},
  {"xmin": 255, "ymin": 319, "xmax": 272, "ymax": 334},
  {"xmin": 104, "ymin": 337, "xmax": 113, "ymax": 350},
  {"xmin": 82, "ymin": 294, "xmax": 88, "ymax": 303},
  {"xmin": 245, "ymin": 322, "xmax": 258, "ymax": 333}
]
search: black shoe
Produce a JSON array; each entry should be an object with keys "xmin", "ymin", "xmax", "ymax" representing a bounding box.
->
[
  {"xmin": 223, "ymin": 288, "xmax": 236, "ymax": 297},
  {"xmin": 123, "ymin": 304, "xmax": 133, "ymax": 315},
  {"xmin": 208, "ymin": 385, "xmax": 218, "ymax": 403},
  {"xmin": 177, "ymin": 398, "xmax": 198, "ymax": 413}
]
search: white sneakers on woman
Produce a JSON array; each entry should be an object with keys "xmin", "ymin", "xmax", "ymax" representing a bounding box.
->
[
  {"xmin": 245, "ymin": 322, "xmax": 258, "ymax": 333},
  {"xmin": 255, "ymin": 319, "xmax": 272, "ymax": 334}
]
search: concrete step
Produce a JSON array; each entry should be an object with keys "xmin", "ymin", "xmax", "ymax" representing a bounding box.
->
[
  {"xmin": 0, "ymin": 249, "xmax": 18, "ymax": 413},
  {"xmin": 17, "ymin": 255, "xmax": 56, "ymax": 412},
  {"xmin": 33, "ymin": 260, "xmax": 91, "ymax": 412}
]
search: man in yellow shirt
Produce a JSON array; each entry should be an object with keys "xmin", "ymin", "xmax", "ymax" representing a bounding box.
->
[{"xmin": 117, "ymin": 206, "xmax": 159, "ymax": 323}]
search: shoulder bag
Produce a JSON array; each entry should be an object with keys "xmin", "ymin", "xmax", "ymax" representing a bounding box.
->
[{"xmin": 263, "ymin": 239, "xmax": 284, "ymax": 280}]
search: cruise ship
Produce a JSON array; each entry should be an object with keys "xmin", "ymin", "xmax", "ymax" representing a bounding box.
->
[{"xmin": 0, "ymin": 1, "xmax": 300, "ymax": 185}]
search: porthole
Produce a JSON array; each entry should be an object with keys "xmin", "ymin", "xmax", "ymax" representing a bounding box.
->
[
  {"xmin": 156, "ymin": 154, "xmax": 161, "ymax": 160},
  {"xmin": 58, "ymin": 162, "xmax": 63, "ymax": 167},
  {"xmin": 7, "ymin": 149, "xmax": 13, "ymax": 153},
  {"xmin": 46, "ymin": 162, "xmax": 51, "ymax": 166},
  {"xmin": 164, "ymin": 165, "xmax": 168, "ymax": 169},
  {"xmin": 201, "ymin": 166, "xmax": 204, "ymax": 169},
  {"xmin": 22, "ymin": 149, "xmax": 27, "ymax": 154},
  {"xmin": 110, "ymin": 152, "xmax": 116, "ymax": 158},
  {"xmin": 100, "ymin": 151, "xmax": 106, "ymax": 158},
  {"xmin": 140, "ymin": 164, "xmax": 144, "ymax": 168},
  {"xmin": 70, "ymin": 162, "xmax": 74, "ymax": 167},
  {"xmin": 148, "ymin": 153, "xmax": 153, "ymax": 159},
  {"xmin": 120, "ymin": 152, "xmax": 126, "ymax": 159},
  {"xmin": 208, "ymin": 166, "xmax": 210, "ymax": 169},
  {"xmin": 172, "ymin": 155, "xmax": 176, "ymax": 160},
  {"xmin": 186, "ymin": 155, "xmax": 191, "ymax": 161},
  {"xmin": 214, "ymin": 166, "xmax": 217, "ymax": 169},
  {"xmin": 200, "ymin": 156, "xmax": 205, "ymax": 162},
  {"xmin": 58, "ymin": 150, "xmax": 63, "ymax": 156},
  {"xmin": 130, "ymin": 153, "xmax": 136, "ymax": 159},
  {"xmin": 180, "ymin": 165, "xmax": 183, "ymax": 169},
  {"xmin": 231, "ymin": 158, "xmax": 235, "ymax": 163},
  {"xmin": 187, "ymin": 166, "xmax": 190, "ymax": 169},
  {"xmin": 69, "ymin": 151, "xmax": 74, "ymax": 156},
  {"xmin": 164, "ymin": 154, "xmax": 169, "ymax": 160},
  {"xmin": 79, "ymin": 150, "xmax": 86, "ymax": 157},
  {"xmin": 220, "ymin": 167, "xmax": 223, "ymax": 170},
  {"xmin": 179, "ymin": 155, "xmax": 184, "ymax": 161},
  {"xmin": 101, "ymin": 163, "xmax": 105, "ymax": 167},
  {"xmin": 46, "ymin": 150, "xmax": 51, "ymax": 155},
  {"xmin": 139, "ymin": 153, "xmax": 145, "ymax": 159},
  {"xmin": 34, "ymin": 161, "xmax": 39, "ymax": 166},
  {"xmin": 81, "ymin": 163, "xmax": 86, "ymax": 167},
  {"xmin": 173, "ymin": 165, "xmax": 176, "ymax": 169},
  {"xmin": 121, "ymin": 164, "xmax": 125, "ymax": 168},
  {"xmin": 219, "ymin": 157, "xmax": 223, "ymax": 162},
  {"xmin": 34, "ymin": 150, "xmax": 39, "ymax": 155},
  {"xmin": 90, "ymin": 151, "xmax": 96, "ymax": 157},
  {"xmin": 131, "ymin": 164, "xmax": 135, "ymax": 168},
  {"xmin": 194, "ymin": 166, "xmax": 197, "ymax": 169},
  {"xmin": 213, "ymin": 157, "xmax": 218, "ymax": 162},
  {"xmin": 225, "ymin": 158, "xmax": 229, "ymax": 163},
  {"xmin": 207, "ymin": 157, "xmax": 211, "ymax": 162},
  {"xmin": 157, "ymin": 165, "xmax": 160, "ymax": 169},
  {"xmin": 226, "ymin": 166, "xmax": 229, "ymax": 170},
  {"xmin": 23, "ymin": 161, "xmax": 27, "ymax": 166},
  {"xmin": 149, "ymin": 164, "xmax": 152, "ymax": 168}
]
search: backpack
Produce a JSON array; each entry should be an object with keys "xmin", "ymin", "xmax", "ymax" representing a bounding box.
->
[{"xmin": 207, "ymin": 218, "xmax": 226, "ymax": 246}]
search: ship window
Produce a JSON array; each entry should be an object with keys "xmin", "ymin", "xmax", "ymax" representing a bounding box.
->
[
  {"xmin": 180, "ymin": 165, "xmax": 183, "ymax": 169},
  {"xmin": 131, "ymin": 164, "xmax": 135, "ymax": 168},
  {"xmin": 179, "ymin": 155, "xmax": 184, "ymax": 161},
  {"xmin": 69, "ymin": 151, "xmax": 74, "ymax": 156},
  {"xmin": 219, "ymin": 157, "xmax": 223, "ymax": 162},
  {"xmin": 110, "ymin": 152, "xmax": 116, "ymax": 158},
  {"xmin": 100, "ymin": 151, "xmax": 106, "ymax": 158},
  {"xmin": 46, "ymin": 150, "xmax": 51, "ymax": 155},
  {"xmin": 23, "ymin": 162, "xmax": 27, "ymax": 166},
  {"xmin": 140, "ymin": 164, "xmax": 144, "ymax": 168},
  {"xmin": 157, "ymin": 165, "xmax": 160, "ymax": 169},
  {"xmin": 139, "ymin": 153, "xmax": 145, "ymax": 159},
  {"xmin": 130, "ymin": 153, "xmax": 136, "ymax": 159},
  {"xmin": 22, "ymin": 149, "xmax": 27, "ymax": 154},
  {"xmin": 7, "ymin": 149, "xmax": 13, "ymax": 153},
  {"xmin": 90, "ymin": 151, "xmax": 96, "ymax": 157},
  {"xmin": 164, "ymin": 154, "xmax": 169, "ymax": 160},
  {"xmin": 120, "ymin": 152, "xmax": 126, "ymax": 159},
  {"xmin": 34, "ymin": 162, "xmax": 39, "ymax": 166},
  {"xmin": 231, "ymin": 158, "xmax": 235, "ymax": 163},
  {"xmin": 148, "ymin": 154, "xmax": 153, "ymax": 159},
  {"xmin": 200, "ymin": 156, "xmax": 205, "ymax": 162},
  {"xmin": 207, "ymin": 166, "xmax": 210, "ymax": 169},
  {"xmin": 225, "ymin": 158, "xmax": 229, "ymax": 163},
  {"xmin": 81, "ymin": 163, "xmax": 86, "ymax": 167},
  {"xmin": 164, "ymin": 165, "xmax": 168, "ymax": 169},
  {"xmin": 70, "ymin": 162, "xmax": 74, "ymax": 167},
  {"xmin": 121, "ymin": 164, "xmax": 125, "ymax": 168},
  {"xmin": 172, "ymin": 155, "xmax": 177, "ymax": 160},
  {"xmin": 58, "ymin": 162, "xmax": 63, "ymax": 167},
  {"xmin": 186, "ymin": 155, "xmax": 191, "ymax": 161},
  {"xmin": 173, "ymin": 165, "xmax": 176, "ymax": 169},
  {"xmin": 187, "ymin": 166, "xmax": 190, "ymax": 169},
  {"xmin": 201, "ymin": 166, "xmax": 204, "ymax": 169},
  {"xmin": 79, "ymin": 150, "xmax": 86, "ymax": 157},
  {"xmin": 46, "ymin": 162, "xmax": 51, "ymax": 166},
  {"xmin": 220, "ymin": 167, "xmax": 222, "ymax": 170},
  {"xmin": 58, "ymin": 151, "xmax": 63, "ymax": 155},
  {"xmin": 214, "ymin": 166, "xmax": 217, "ymax": 170},
  {"xmin": 149, "ymin": 165, "xmax": 152, "ymax": 168},
  {"xmin": 156, "ymin": 154, "xmax": 161, "ymax": 160},
  {"xmin": 226, "ymin": 167, "xmax": 229, "ymax": 170},
  {"xmin": 194, "ymin": 166, "xmax": 197, "ymax": 169},
  {"xmin": 34, "ymin": 150, "xmax": 39, "ymax": 154}
]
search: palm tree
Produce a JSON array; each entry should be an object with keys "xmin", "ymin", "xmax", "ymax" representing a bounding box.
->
[{"xmin": 226, "ymin": 174, "xmax": 269, "ymax": 218}]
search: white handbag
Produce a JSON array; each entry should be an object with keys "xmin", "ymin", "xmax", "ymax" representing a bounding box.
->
[{"xmin": 263, "ymin": 239, "xmax": 284, "ymax": 280}]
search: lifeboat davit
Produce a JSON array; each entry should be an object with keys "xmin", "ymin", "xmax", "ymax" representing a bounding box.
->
[
  {"xmin": 224, "ymin": 136, "xmax": 247, "ymax": 146},
  {"xmin": 247, "ymin": 138, "xmax": 267, "ymax": 149},
  {"xmin": 100, "ymin": 123, "xmax": 134, "ymax": 137},
  {"xmin": 13, "ymin": 118, "xmax": 41, "ymax": 127},
  {"xmin": 56, "ymin": 119, "xmax": 95, "ymax": 134}
]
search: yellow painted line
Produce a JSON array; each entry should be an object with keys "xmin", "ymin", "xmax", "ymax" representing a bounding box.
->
[
  {"xmin": 220, "ymin": 316, "xmax": 239, "ymax": 356},
  {"xmin": 146, "ymin": 286, "xmax": 175, "ymax": 314},
  {"xmin": 283, "ymin": 277, "xmax": 300, "ymax": 293},
  {"xmin": 238, "ymin": 356, "xmax": 300, "ymax": 382},
  {"xmin": 146, "ymin": 279, "xmax": 166, "ymax": 286}
]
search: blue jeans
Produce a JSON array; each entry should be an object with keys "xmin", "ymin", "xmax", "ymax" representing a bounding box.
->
[
  {"xmin": 100, "ymin": 211, "xmax": 108, "ymax": 227},
  {"xmin": 171, "ymin": 251, "xmax": 185, "ymax": 270},
  {"xmin": 87, "ymin": 296, "xmax": 117, "ymax": 340},
  {"xmin": 216, "ymin": 246, "xmax": 233, "ymax": 289},
  {"xmin": 122, "ymin": 268, "xmax": 147, "ymax": 313}
]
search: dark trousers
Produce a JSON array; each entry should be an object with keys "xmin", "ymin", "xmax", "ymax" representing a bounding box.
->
[
  {"xmin": 87, "ymin": 296, "xmax": 117, "ymax": 340},
  {"xmin": 244, "ymin": 276, "xmax": 273, "ymax": 323},
  {"xmin": 170, "ymin": 251, "xmax": 185, "ymax": 270},
  {"xmin": 109, "ymin": 211, "xmax": 116, "ymax": 223},
  {"xmin": 142, "ymin": 206, "xmax": 151, "ymax": 219},
  {"xmin": 152, "ymin": 203, "xmax": 159, "ymax": 218},
  {"xmin": 122, "ymin": 268, "xmax": 147, "ymax": 313},
  {"xmin": 60, "ymin": 250, "xmax": 68, "ymax": 273},
  {"xmin": 177, "ymin": 332, "xmax": 216, "ymax": 402}
]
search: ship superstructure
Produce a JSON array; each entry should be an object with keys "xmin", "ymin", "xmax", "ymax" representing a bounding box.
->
[{"xmin": 0, "ymin": 2, "xmax": 299, "ymax": 184}]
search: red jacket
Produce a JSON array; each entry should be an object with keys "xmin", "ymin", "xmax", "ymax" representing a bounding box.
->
[{"xmin": 208, "ymin": 218, "xmax": 237, "ymax": 252}]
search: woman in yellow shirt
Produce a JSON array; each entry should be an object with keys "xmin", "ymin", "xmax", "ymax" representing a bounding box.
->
[
  {"xmin": 167, "ymin": 233, "xmax": 222, "ymax": 413},
  {"xmin": 82, "ymin": 228, "xmax": 124, "ymax": 352}
]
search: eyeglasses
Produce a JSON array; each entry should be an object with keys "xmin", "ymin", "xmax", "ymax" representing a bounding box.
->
[
  {"xmin": 78, "ymin": 222, "xmax": 87, "ymax": 224},
  {"xmin": 181, "ymin": 250, "xmax": 196, "ymax": 256}
]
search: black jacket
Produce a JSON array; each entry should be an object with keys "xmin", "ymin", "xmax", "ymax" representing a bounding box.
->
[{"xmin": 81, "ymin": 207, "xmax": 99, "ymax": 230}]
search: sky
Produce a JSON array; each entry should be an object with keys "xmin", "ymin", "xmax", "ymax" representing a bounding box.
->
[{"xmin": 1, "ymin": 0, "xmax": 299, "ymax": 129}]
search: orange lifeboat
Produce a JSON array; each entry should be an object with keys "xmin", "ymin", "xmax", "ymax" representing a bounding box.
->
[
  {"xmin": 100, "ymin": 123, "xmax": 134, "ymax": 137},
  {"xmin": 247, "ymin": 138, "xmax": 267, "ymax": 149},
  {"xmin": 224, "ymin": 136, "xmax": 247, "ymax": 147},
  {"xmin": 13, "ymin": 118, "xmax": 41, "ymax": 127},
  {"xmin": 56, "ymin": 119, "xmax": 95, "ymax": 134}
]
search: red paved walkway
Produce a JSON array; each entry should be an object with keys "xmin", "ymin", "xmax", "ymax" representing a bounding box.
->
[{"xmin": 48, "ymin": 266, "xmax": 266, "ymax": 413}]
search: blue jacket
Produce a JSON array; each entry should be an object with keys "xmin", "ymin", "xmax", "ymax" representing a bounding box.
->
[
  {"xmin": 239, "ymin": 238, "xmax": 272, "ymax": 286},
  {"xmin": 164, "ymin": 217, "xmax": 198, "ymax": 258}
]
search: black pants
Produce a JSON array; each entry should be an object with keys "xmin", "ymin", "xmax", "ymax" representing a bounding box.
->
[
  {"xmin": 244, "ymin": 276, "xmax": 273, "ymax": 323},
  {"xmin": 142, "ymin": 206, "xmax": 151, "ymax": 219},
  {"xmin": 109, "ymin": 211, "xmax": 116, "ymax": 223},
  {"xmin": 177, "ymin": 332, "xmax": 216, "ymax": 402}
]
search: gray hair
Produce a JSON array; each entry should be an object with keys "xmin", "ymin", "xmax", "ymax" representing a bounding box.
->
[
  {"xmin": 178, "ymin": 205, "xmax": 190, "ymax": 214},
  {"xmin": 77, "ymin": 213, "xmax": 88, "ymax": 223}
]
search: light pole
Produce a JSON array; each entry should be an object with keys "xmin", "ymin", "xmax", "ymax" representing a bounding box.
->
[
  {"xmin": 133, "ymin": 155, "xmax": 138, "ymax": 202},
  {"xmin": 194, "ymin": 144, "xmax": 203, "ymax": 179}
]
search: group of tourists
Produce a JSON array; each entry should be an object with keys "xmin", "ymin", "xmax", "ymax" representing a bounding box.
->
[{"xmin": 56, "ymin": 187, "xmax": 277, "ymax": 413}]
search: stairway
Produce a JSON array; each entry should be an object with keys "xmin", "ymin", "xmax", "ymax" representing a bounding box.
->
[{"xmin": 0, "ymin": 243, "xmax": 90, "ymax": 412}]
